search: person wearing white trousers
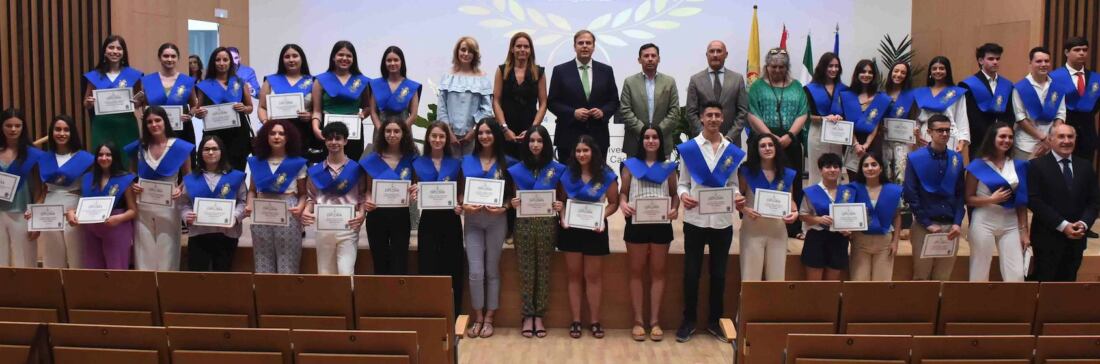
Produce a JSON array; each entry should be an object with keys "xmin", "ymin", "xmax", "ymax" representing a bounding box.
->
[
  {"xmin": 126, "ymin": 108, "xmax": 193, "ymax": 272},
  {"xmin": 36, "ymin": 116, "xmax": 95, "ymax": 268},
  {"xmin": 964, "ymin": 123, "xmax": 1030, "ymax": 281},
  {"xmin": 737, "ymin": 133, "xmax": 800, "ymax": 281},
  {"xmin": 305, "ymin": 123, "xmax": 366, "ymax": 275},
  {"xmin": 0, "ymin": 108, "xmax": 45, "ymax": 268}
]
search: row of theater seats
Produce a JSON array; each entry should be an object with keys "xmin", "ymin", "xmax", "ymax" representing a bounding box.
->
[
  {"xmin": 0, "ymin": 268, "xmax": 468, "ymax": 364},
  {"xmin": 784, "ymin": 334, "xmax": 1100, "ymax": 364},
  {"xmin": 716, "ymin": 281, "xmax": 1100, "ymax": 364}
]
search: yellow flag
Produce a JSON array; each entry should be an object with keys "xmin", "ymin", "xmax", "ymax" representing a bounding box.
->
[{"xmin": 746, "ymin": 5, "xmax": 761, "ymax": 89}]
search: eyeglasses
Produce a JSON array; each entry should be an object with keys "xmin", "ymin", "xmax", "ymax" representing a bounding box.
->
[
  {"xmin": 202, "ymin": 147, "xmax": 221, "ymax": 152},
  {"xmin": 768, "ymin": 49, "xmax": 788, "ymax": 55},
  {"xmin": 929, "ymin": 128, "xmax": 952, "ymax": 134}
]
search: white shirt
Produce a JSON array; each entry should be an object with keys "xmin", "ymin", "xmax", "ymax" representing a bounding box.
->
[
  {"xmin": 918, "ymin": 91, "xmax": 971, "ymax": 145},
  {"xmin": 981, "ymin": 70, "xmax": 1000, "ymax": 93},
  {"xmin": 575, "ymin": 59, "xmax": 594, "ymax": 91},
  {"xmin": 1053, "ymin": 153, "xmax": 1079, "ymax": 232},
  {"xmin": 676, "ymin": 134, "xmax": 742, "ymax": 229},
  {"xmin": 644, "ymin": 73, "xmax": 656, "ymax": 123},
  {"xmin": 1012, "ymin": 73, "xmax": 1068, "ymax": 152},
  {"xmin": 709, "ymin": 67, "xmax": 725, "ymax": 89},
  {"xmin": 1067, "ymin": 63, "xmax": 1087, "ymax": 88}
]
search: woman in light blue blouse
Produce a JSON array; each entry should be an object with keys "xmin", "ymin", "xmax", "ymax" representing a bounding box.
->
[{"xmin": 438, "ymin": 36, "xmax": 494, "ymax": 156}]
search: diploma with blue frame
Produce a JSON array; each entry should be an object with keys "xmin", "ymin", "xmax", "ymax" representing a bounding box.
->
[
  {"xmin": 193, "ymin": 197, "xmax": 236, "ymax": 228},
  {"xmin": 93, "ymin": 88, "xmax": 135, "ymax": 115}
]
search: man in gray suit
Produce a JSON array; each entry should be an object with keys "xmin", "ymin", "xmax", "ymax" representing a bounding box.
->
[
  {"xmin": 619, "ymin": 43, "xmax": 680, "ymax": 157},
  {"xmin": 686, "ymin": 40, "xmax": 749, "ymax": 146}
]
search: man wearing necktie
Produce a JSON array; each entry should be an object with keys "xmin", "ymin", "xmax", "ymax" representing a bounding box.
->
[
  {"xmin": 1050, "ymin": 37, "xmax": 1100, "ymax": 161},
  {"xmin": 548, "ymin": 30, "xmax": 621, "ymax": 162},
  {"xmin": 1027, "ymin": 123, "xmax": 1100, "ymax": 281},
  {"xmin": 685, "ymin": 41, "xmax": 749, "ymax": 146}
]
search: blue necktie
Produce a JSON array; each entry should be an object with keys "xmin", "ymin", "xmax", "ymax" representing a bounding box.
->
[{"xmin": 1061, "ymin": 159, "xmax": 1074, "ymax": 188}]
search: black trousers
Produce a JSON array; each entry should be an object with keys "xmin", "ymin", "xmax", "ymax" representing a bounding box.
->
[
  {"xmin": 1068, "ymin": 111, "xmax": 1097, "ymax": 161},
  {"xmin": 187, "ymin": 233, "xmax": 239, "ymax": 272},
  {"xmin": 681, "ymin": 223, "xmax": 734, "ymax": 324},
  {"xmin": 366, "ymin": 207, "xmax": 411, "ymax": 275},
  {"xmin": 1030, "ymin": 238, "xmax": 1086, "ymax": 282},
  {"xmin": 417, "ymin": 210, "xmax": 466, "ymax": 315},
  {"xmin": 785, "ymin": 141, "xmax": 805, "ymax": 237}
]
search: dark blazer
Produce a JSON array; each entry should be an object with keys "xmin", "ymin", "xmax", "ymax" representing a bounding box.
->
[
  {"xmin": 1027, "ymin": 152, "xmax": 1100, "ymax": 280},
  {"xmin": 958, "ymin": 72, "xmax": 1016, "ymax": 155},
  {"xmin": 548, "ymin": 59, "xmax": 620, "ymax": 154}
]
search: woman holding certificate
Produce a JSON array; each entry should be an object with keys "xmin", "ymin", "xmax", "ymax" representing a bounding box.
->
[
  {"xmin": 618, "ymin": 126, "xmax": 678, "ymax": 341},
  {"xmin": 558, "ymin": 135, "xmax": 619, "ymax": 339},
  {"xmin": 737, "ymin": 133, "xmax": 799, "ymax": 281},
  {"xmin": 369, "ymin": 46, "xmax": 421, "ymax": 129},
  {"xmin": 135, "ymin": 43, "xmax": 195, "ymax": 145},
  {"xmin": 832, "ymin": 59, "xmax": 892, "ymax": 180},
  {"xmin": 798, "ymin": 153, "xmax": 853, "ymax": 281},
  {"xmin": 247, "ymin": 120, "xmax": 309, "ymax": 274},
  {"xmin": 304, "ymin": 123, "xmax": 366, "ymax": 275},
  {"xmin": 35, "ymin": 115, "xmax": 94, "ymax": 268},
  {"xmin": 68, "ymin": 143, "xmax": 137, "ymax": 269},
  {"xmin": 312, "ymin": 41, "xmax": 371, "ymax": 161},
  {"xmin": 193, "ymin": 47, "xmax": 254, "ymax": 171},
  {"xmin": 914, "ymin": 56, "xmax": 970, "ymax": 159},
  {"xmin": 83, "ymin": 35, "xmax": 142, "ymax": 166},
  {"xmin": 261, "ymin": 44, "xmax": 321, "ymax": 162},
  {"xmin": 848, "ymin": 154, "xmax": 904, "ymax": 281},
  {"xmin": 804, "ymin": 52, "xmax": 846, "ymax": 185},
  {"xmin": 883, "ymin": 61, "xmax": 919, "ymax": 182},
  {"xmin": 508, "ymin": 124, "xmax": 563, "ymax": 339},
  {"xmin": 414, "ymin": 121, "xmax": 464, "ymax": 312},
  {"xmin": 360, "ymin": 115, "xmax": 417, "ymax": 275},
  {"xmin": 964, "ymin": 123, "xmax": 1029, "ymax": 281},
  {"xmin": 125, "ymin": 106, "xmax": 193, "ymax": 271},
  {"xmin": 181, "ymin": 135, "xmax": 248, "ymax": 272},
  {"xmin": 0, "ymin": 109, "xmax": 44, "ymax": 268},
  {"xmin": 461, "ymin": 119, "xmax": 515, "ymax": 339}
]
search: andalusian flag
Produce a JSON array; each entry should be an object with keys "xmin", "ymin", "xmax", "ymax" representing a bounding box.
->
[
  {"xmin": 746, "ymin": 5, "xmax": 761, "ymax": 87},
  {"xmin": 798, "ymin": 33, "xmax": 813, "ymax": 85}
]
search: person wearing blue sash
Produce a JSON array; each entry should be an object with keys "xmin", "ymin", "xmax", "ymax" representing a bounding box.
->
[
  {"xmin": 0, "ymin": 109, "xmax": 43, "ymax": 268},
  {"xmin": 1052, "ymin": 37, "xmax": 1100, "ymax": 160},
  {"xmin": 1011, "ymin": 47, "xmax": 1067, "ymax": 160},
  {"xmin": 261, "ymin": 44, "xmax": 321, "ymax": 162},
  {"xmin": 439, "ymin": 37, "xmax": 494, "ymax": 156},
  {"xmin": 738, "ymin": 133, "xmax": 799, "ymax": 281},
  {"xmin": 188, "ymin": 55, "xmax": 204, "ymax": 84},
  {"xmin": 228, "ymin": 47, "xmax": 260, "ymax": 100},
  {"xmin": 135, "ymin": 43, "xmax": 196, "ymax": 145},
  {"xmin": 508, "ymin": 124, "xmax": 562, "ymax": 339},
  {"xmin": 180, "ymin": 135, "xmax": 247, "ymax": 272},
  {"xmin": 34, "ymin": 115, "xmax": 93, "ymax": 268},
  {"xmin": 66, "ymin": 143, "xmax": 137, "ymax": 270},
  {"xmin": 797, "ymin": 153, "xmax": 851, "ymax": 281},
  {"xmin": 557, "ymin": 135, "xmax": 619, "ymax": 340},
  {"xmin": 618, "ymin": 126, "xmax": 679, "ymax": 341},
  {"xmin": 805, "ymin": 52, "xmax": 847, "ymax": 185},
  {"xmin": 82, "ymin": 35, "xmax": 142, "ymax": 166},
  {"xmin": 247, "ymin": 120, "xmax": 309, "ymax": 274},
  {"xmin": 965, "ymin": 123, "xmax": 1030, "ymax": 282},
  {"xmin": 883, "ymin": 61, "xmax": 920, "ymax": 182},
  {"xmin": 126, "ymin": 106, "xmax": 193, "ymax": 271},
  {"xmin": 369, "ymin": 46, "xmax": 421, "ymax": 129},
  {"xmin": 832, "ymin": 59, "xmax": 892, "ymax": 180},
  {"xmin": 193, "ymin": 47, "xmax": 254, "ymax": 172},
  {"xmin": 903, "ymin": 114, "xmax": 966, "ymax": 281},
  {"xmin": 304, "ymin": 123, "xmax": 366, "ymax": 275},
  {"xmin": 848, "ymin": 153, "xmax": 903, "ymax": 281},
  {"xmin": 915, "ymin": 56, "xmax": 971, "ymax": 157},
  {"xmin": 311, "ymin": 41, "xmax": 371, "ymax": 162},
  {"xmin": 414, "ymin": 122, "xmax": 465, "ymax": 316},
  {"xmin": 958, "ymin": 43, "xmax": 1016, "ymax": 158},
  {"xmin": 361, "ymin": 115, "xmax": 418, "ymax": 275}
]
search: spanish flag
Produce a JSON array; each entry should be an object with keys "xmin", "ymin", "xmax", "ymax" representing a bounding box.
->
[{"xmin": 746, "ymin": 5, "xmax": 761, "ymax": 88}]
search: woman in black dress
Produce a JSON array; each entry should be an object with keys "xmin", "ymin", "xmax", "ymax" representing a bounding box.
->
[{"xmin": 493, "ymin": 31, "xmax": 547, "ymax": 158}]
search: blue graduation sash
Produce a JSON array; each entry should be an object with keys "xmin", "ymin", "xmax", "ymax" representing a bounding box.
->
[
  {"xmin": 890, "ymin": 89, "xmax": 916, "ymax": 118},
  {"xmin": 509, "ymin": 161, "xmax": 566, "ymax": 190},
  {"xmin": 965, "ymin": 158, "xmax": 1028, "ymax": 208},
  {"xmin": 622, "ymin": 157, "xmax": 677, "ymax": 185},
  {"xmin": 561, "ymin": 166, "xmax": 618, "ymax": 201},
  {"xmin": 914, "ymin": 86, "xmax": 967, "ymax": 113},
  {"xmin": 412, "ymin": 156, "xmax": 460, "ymax": 182},
  {"xmin": 141, "ymin": 73, "xmax": 194, "ymax": 106},
  {"xmin": 906, "ymin": 147, "xmax": 963, "ymax": 196},
  {"xmin": 676, "ymin": 140, "xmax": 745, "ymax": 188},
  {"xmin": 742, "ymin": 167, "xmax": 797, "ymax": 193},
  {"xmin": 961, "ymin": 75, "xmax": 1013, "ymax": 113},
  {"xmin": 266, "ymin": 74, "xmax": 314, "ymax": 96},
  {"xmin": 804, "ymin": 183, "xmax": 855, "ymax": 216},
  {"xmin": 1050, "ymin": 68, "xmax": 1100, "ymax": 112},
  {"xmin": 805, "ymin": 82, "xmax": 846, "ymax": 115},
  {"xmin": 196, "ymin": 77, "xmax": 245, "ymax": 104},
  {"xmin": 308, "ymin": 159, "xmax": 363, "ymax": 195},
  {"xmin": 370, "ymin": 78, "xmax": 421, "ymax": 113},
  {"xmin": 1014, "ymin": 78, "xmax": 1065, "ymax": 123},
  {"xmin": 316, "ymin": 72, "xmax": 369, "ymax": 100},
  {"xmin": 124, "ymin": 139, "xmax": 194, "ymax": 179},
  {"xmin": 39, "ymin": 151, "xmax": 94, "ymax": 186},
  {"xmin": 850, "ymin": 182, "xmax": 903, "ymax": 235},
  {"xmin": 82, "ymin": 172, "xmax": 135, "ymax": 207},
  {"xmin": 183, "ymin": 170, "xmax": 246, "ymax": 200},
  {"xmin": 83, "ymin": 67, "xmax": 143, "ymax": 90},
  {"xmin": 359, "ymin": 153, "xmax": 413, "ymax": 180},
  {"xmin": 248, "ymin": 156, "xmax": 307, "ymax": 193},
  {"xmin": 834, "ymin": 90, "xmax": 891, "ymax": 134},
  {"xmin": 461, "ymin": 154, "xmax": 511, "ymax": 180},
  {"xmin": 0, "ymin": 148, "xmax": 43, "ymax": 190}
]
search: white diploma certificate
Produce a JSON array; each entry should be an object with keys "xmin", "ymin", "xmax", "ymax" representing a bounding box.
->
[
  {"xmin": 565, "ymin": 199, "xmax": 606, "ymax": 231},
  {"xmin": 372, "ymin": 180, "xmax": 411, "ymax": 208},
  {"xmin": 252, "ymin": 198, "xmax": 289, "ymax": 226},
  {"xmin": 417, "ymin": 181, "xmax": 457, "ymax": 210},
  {"xmin": 75, "ymin": 196, "xmax": 115, "ymax": 224},
  {"xmin": 697, "ymin": 187, "xmax": 734, "ymax": 215},
  {"xmin": 28, "ymin": 204, "xmax": 65, "ymax": 232},
  {"xmin": 463, "ymin": 177, "xmax": 506, "ymax": 207},
  {"xmin": 829, "ymin": 203, "xmax": 869, "ymax": 231},
  {"xmin": 266, "ymin": 93, "xmax": 305, "ymax": 120},
  {"xmin": 516, "ymin": 190, "xmax": 556, "ymax": 218},
  {"xmin": 325, "ymin": 114, "xmax": 363, "ymax": 140},
  {"xmin": 633, "ymin": 197, "xmax": 671, "ymax": 224},
  {"xmin": 203, "ymin": 103, "xmax": 242, "ymax": 131},
  {"xmin": 138, "ymin": 179, "xmax": 175, "ymax": 207},
  {"xmin": 821, "ymin": 120, "xmax": 855, "ymax": 145},
  {"xmin": 920, "ymin": 232, "xmax": 958, "ymax": 258},
  {"xmin": 752, "ymin": 188, "xmax": 792, "ymax": 219},
  {"xmin": 0, "ymin": 172, "xmax": 19, "ymax": 202},
  {"xmin": 162, "ymin": 105, "xmax": 185, "ymax": 131},
  {"xmin": 884, "ymin": 118, "xmax": 917, "ymax": 144},
  {"xmin": 93, "ymin": 88, "xmax": 135, "ymax": 115},
  {"xmin": 315, "ymin": 204, "xmax": 355, "ymax": 231},
  {"xmin": 193, "ymin": 197, "xmax": 236, "ymax": 228}
]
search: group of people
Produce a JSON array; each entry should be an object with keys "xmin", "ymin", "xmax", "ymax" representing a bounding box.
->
[{"xmin": 0, "ymin": 29, "xmax": 1097, "ymax": 343}]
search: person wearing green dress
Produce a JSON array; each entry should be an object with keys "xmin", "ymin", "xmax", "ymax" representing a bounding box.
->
[
  {"xmin": 311, "ymin": 41, "xmax": 371, "ymax": 161},
  {"xmin": 83, "ymin": 35, "xmax": 142, "ymax": 166}
]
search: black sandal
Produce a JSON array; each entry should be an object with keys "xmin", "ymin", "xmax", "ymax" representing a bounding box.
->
[
  {"xmin": 521, "ymin": 316, "xmax": 534, "ymax": 338},
  {"xmin": 590, "ymin": 322, "xmax": 605, "ymax": 339},
  {"xmin": 534, "ymin": 317, "xmax": 548, "ymax": 338},
  {"xmin": 569, "ymin": 321, "xmax": 583, "ymax": 339}
]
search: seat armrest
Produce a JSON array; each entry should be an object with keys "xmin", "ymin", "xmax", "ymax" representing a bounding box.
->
[
  {"xmin": 720, "ymin": 318, "xmax": 737, "ymax": 342},
  {"xmin": 454, "ymin": 315, "xmax": 470, "ymax": 339}
]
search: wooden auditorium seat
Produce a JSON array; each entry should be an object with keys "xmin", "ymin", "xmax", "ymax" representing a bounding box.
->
[
  {"xmin": 736, "ymin": 281, "xmax": 842, "ymax": 364},
  {"xmin": 911, "ymin": 335, "xmax": 1035, "ymax": 364},
  {"xmin": 840, "ymin": 281, "xmax": 940, "ymax": 335},
  {"xmin": 253, "ymin": 274, "xmax": 354, "ymax": 329},
  {"xmin": 1035, "ymin": 283, "xmax": 1100, "ymax": 335},
  {"xmin": 167, "ymin": 326, "xmax": 292, "ymax": 364},
  {"xmin": 157, "ymin": 271, "xmax": 256, "ymax": 328},
  {"xmin": 290, "ymin": 329, "xmax": 418, "ymax": 364},
  {"xmin": 0, "ymin": 321, "xmax": 45, "ymax": 364},
  {"xmin": 785, "ymin": 334, "xmax": 912, "ymax": 364},
  {"xmin": 0, "ymin": 268, "xmax": 66, "ymax": 323},
  {"xmin": 937, "ymin": 282, "xmax": 1038, "ymax": 335},
  {"xmin": 354, "ymin": 275, "xmax": 461, "ymax": 364},
  {"xmin": 61, "ymin": 269, "xmax": 161, "ymax": 326},
  {"xmin": 47, "ymin": 323, "xmax": 169, "ymax": 364},
  {"xmin": 1035, "ymin": 336, "xmax": 1100, "ymax": 364}
]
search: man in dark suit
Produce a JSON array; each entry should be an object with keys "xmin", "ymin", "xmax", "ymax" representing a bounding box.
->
[
  {"xmin": 548, "ymin": 30, "xmax": 620, "ymax": 162},
  {"xmin": 685, "ymin": 40, "xmax": 748, "ymax": 145},
  {"xmin": 958, "ymin": 43, "xmax": 1016, "ymax": 157},
  {"xmin": 1027, "ymin": 123, "xmax": 1100, "ymax": 281}
]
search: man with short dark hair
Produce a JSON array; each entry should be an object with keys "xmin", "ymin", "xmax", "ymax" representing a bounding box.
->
[
  {"xmin": 618, "ymin": 43, "xmax": 679, "ymax": 156},
  {"xmin": 1050, "ymin": 37, "xmax": 1100, "ymax": 161},
  {"xmin": 548, "ymin": 30, "xmax": 620, "ymax": 161},
  {"xmin": 904, "ymin": 114, "xmax": 966, "ymax": 281},
  {"xmin": 1012, "ymin": 46, "xmax": 1066, "ymax": 160},
  {"xmin": 958, "ymin": 43, "xmax": 1016, "ymax": 157}
]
